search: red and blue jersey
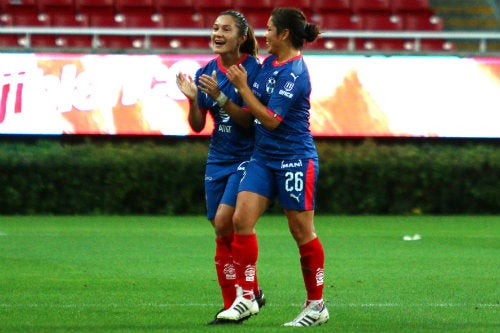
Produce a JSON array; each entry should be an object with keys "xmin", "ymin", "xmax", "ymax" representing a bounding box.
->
[
  {"xmin": 196, "ymin": 54, "xmax": 260, "ymax": 163},
  {"xmin": 249, "ymin": 54, "xmax": 318, "ymax": 160}
]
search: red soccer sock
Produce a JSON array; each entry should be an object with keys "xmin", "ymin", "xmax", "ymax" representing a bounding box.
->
[
  {"xmin": 215, "ymin": 235, "xmax": 236, "ymax": 309},
  {"xmin": 232, "ymin": 233, "xmax": 258, "ymax": 300},
  {"xmin": 299, "ymin": 237, "xmax": 325, "ymax": 301}
]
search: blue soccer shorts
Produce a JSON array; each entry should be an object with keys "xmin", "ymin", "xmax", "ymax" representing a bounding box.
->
[
  {"xmin": 239, "ymin": 157, "xmax": 319, "ymax": 211},
  {"xmin": 205, "ymin": 160, "xmax": 249, "ymax": 220}
]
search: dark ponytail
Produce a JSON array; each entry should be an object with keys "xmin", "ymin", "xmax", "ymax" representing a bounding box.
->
[{"xmin": 271, "ymin": 7, "xmax": 320, "ymax": 49}]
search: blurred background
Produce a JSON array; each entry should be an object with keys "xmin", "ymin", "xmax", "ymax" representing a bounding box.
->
[{"xmin": 0, "ymin": 0, "xmax": 499, "ymax": 216}]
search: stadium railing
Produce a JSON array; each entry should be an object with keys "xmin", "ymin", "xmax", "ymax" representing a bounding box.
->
[{"xmin": 1, "ymin": 27, "xmax": 500, "ymax": 55}]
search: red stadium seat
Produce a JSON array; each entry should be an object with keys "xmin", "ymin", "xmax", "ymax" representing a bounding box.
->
[
  {"xmin": 351, "ymin": 0, "xmax": 390, "ymax": 13},
  {"xmin": 161, "ymin": 9, "xmax": 204, "ymax": 28},
  {"xmin": 391, "ymin": 0, "xmax": 429, "ymax": 13},
  {"xmin": 314, "ymin": 12, "xmax": 362, "ymax": 30},
  {"xmin": 13, "ymin": 11, "xmax": 52, "ymax": 47},
  {"xmin": 403, "ymin": 12, "xmax": 444, "ymax": 31},
  {"xmin": 151, "ymin": 35, "xmax": 210, "ymax": 50},
  {"xmin": 114, "ymin": 0, "xmax": 156, "ymax": 45},
  {"xmin": 88, "ymin": 10, "xmax": 123, "ymax": 27},
  {"xmin": 233, "ymin": 0, "xmax": 272, "ymax": 29},
  {"xmin": 121, "ymin": 9, "xmax": 164, "ymax": 48},
  {"xmin": 37, "ymin": 0, "xmax": 74, "ymax": 14},
  {"xmin": 357, "ymin": 38, "xmax": 408, "ymax": 51},
  {"xmin": 50, "ymin": 10, "xmax": 89, "ymax": 27},
  {"xmin": 401, "ymin": 12, "xmax": 453, "ymax": 52},
  {"xmin": 74, "ymin": 0, "xmax": 114, "ymax": 16},
  {"xmin": 153, "ymin": 9, "xmax": 206, "ymax": 49},
  {"xmin": 0, "ymin": 35, "xmax": 21, "ymax": 48},
  {"xmin": 312, "ymin": 12, "xmax": 362, "ymax": 50},
  {"xmin": 311, "ymin": 0, "xmax": 350, "ymax": 12},
  {"xmin": 360, "ymin": 12, "xmax": 403, "ymax": 30},
  {"xmin": 243, "ymin": 11, "xmax": 270, "ymax": 29},
  {"xmin": 273, "ymin": 0, "xmax": 312, "ymax": 17},
  {"xmin": 273, "ymin": 0, "xmax": 311, "ymax": 8},
  {"xmin": 194, "ymin": 0, "xmax": 233, "ymax": 28},
  {"xmin": 193, "ymin": 0, "xmax": 232, "ymax": 9},
  {"xmin": 234, "ymin": 0, "xmax": 272, "ymax": 10},
  {"xmin": 122, "ymin": 10, "xmax": 163, "ymax": 28},
  {"xmin": 11, "ymin": 11, "xmax": 50, "ymax": 26},
  {"xmin": 0, "ymin": 0, "xmax": 40, "ymax": 25},
  {"xmin": 86, "ymin": 10, "xmax": 131, "ymax": 49},
  {"xmin": 0, "ymin": 11, "xmax": 53, "ymax": 49},
  {"xmin": 358, "ymin": 12, "xmax": 405, "ymax": 51},
  {"xmin": 51, "ymin": 13, "xmax": 93, "ymax": 48},
  {"xmin": 154, "ymin": 0, "xmax": 192, "ymax": 10},
  {"xmin": 418, "ymin": 39, "xmax": 455, "ymax": 52},
  {"xmin": 76, "ymin": 0, "xmax": 113, "ymax": 7},
  {"xmin": 115, "ymin": 0, "xmax": 155, "ymax": 12},
  {"xmin": 0, "ymin": 0, "xmax": 37, "ymax": 8},
  {"xmin": 42, "ymin": 4, "xmax": 77, "ymax": 27}
]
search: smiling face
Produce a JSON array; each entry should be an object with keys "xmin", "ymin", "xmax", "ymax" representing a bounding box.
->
[
  {"xmin": 211, "ymin": 15, "xmax": 245, "ymax": 55},
  {"xmin": 264, "ymin": 17, "xmax": 281, "ymax": 55}
]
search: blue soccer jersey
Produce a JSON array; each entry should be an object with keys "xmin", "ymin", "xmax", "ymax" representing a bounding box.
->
[
  {"xmin": 249, "ymin": 54, "xmax": 318, "ymax": 160},
  {"xmin": 196, "ymin": 54, "xmax": 260, "ymax": 163}
]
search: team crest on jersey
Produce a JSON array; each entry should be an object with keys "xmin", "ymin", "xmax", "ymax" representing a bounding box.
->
[
  {"xmin": 266, "ymin": 77, "xmax": 276, "ymax": 95},
  {"xmin": 284, "ymin": 81, "xmax": 294, "ymax": 91}
]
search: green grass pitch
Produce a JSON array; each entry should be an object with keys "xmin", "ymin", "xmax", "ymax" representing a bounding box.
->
[{"xmin": 0, "ymin": 215, "xmax": 498, "ymax": 332}]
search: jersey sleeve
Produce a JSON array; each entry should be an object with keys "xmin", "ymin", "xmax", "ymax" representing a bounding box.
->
[{"xmin": 266, "ymin": 67, "xmax": 305, "ymax": 121}]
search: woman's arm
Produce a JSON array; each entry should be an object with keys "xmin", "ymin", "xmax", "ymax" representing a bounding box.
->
[
  {"xmin": 176, "ymin": 72, "xmax": 206, "ymax": 133},
  {"xmin": 198, "ymin": 71, "xmax": 254, "ymax": 128},
  {"xmin": 226, "ymin": 64, "xmax": 280, "ymax": 131}
]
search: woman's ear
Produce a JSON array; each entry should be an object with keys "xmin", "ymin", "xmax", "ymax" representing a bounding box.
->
[
  {"xmin": 239, "ymin": 34, "xmax": 248, "ymax": 46},
  {"xmin": 280, "ymin": 29, "xmax": 290, "ymax": 41}
]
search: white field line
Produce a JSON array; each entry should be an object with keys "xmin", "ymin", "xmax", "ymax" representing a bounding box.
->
[{"xmin": 0, "ymin": 303, "xmax": 498, "ymax": 308}]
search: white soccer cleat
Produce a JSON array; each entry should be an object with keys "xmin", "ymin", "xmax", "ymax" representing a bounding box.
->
[
  {"xmin": 283, "ymin": 301, "xmax": 329, "ymax": 327},
  {"xmin": 216, "ymin": 286, "xmax": 259, "ymax": 322}
]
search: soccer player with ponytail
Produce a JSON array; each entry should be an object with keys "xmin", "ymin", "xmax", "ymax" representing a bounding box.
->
[
  {"xmin": 175, "ymin": 10, "xmax": 265, "ymax": 325},
  {"xmin": 216, "ymin": 7, "xmax": 329, "ymax": 327}
]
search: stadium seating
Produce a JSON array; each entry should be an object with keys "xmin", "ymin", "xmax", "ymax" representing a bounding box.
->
[
  {"xmin": 194, "ymin": 0, "xmax": 233, "ymax": 27},
  {"xmin": 85, "ymin": 9, "xmax": 131, "ymax": 49},
  {"xmin": 114, "ymin": 0, "xmax": 155, "ymax": 12},
  {"xmin": 0, "ymin": 5, "xmax": 53, "ymax": 48},
  {"xmin": 311, "ymin": 12, "xmax": 362, "ymax": 50},
  {"xmin": 37, "ymin": 0, "xmax": 75, "ymax": 13},
  {"xmin": 0, "ymin": 0, "xmax": 455, "ymax": 52},
  {"xmin": 351, "ymin": 0, "xmax": 390, "ymax": 13},
  {"xmin": 154, "ymin": 0, "xmax": 193, "ymax": 11},
  {"xmin": 390, "ymin": 0, "xmax": 429, "ymax": 13},
  {"xmin": 45, "ymin": 9, "xmax": 92, "ymax": 48},
  {"xmin": 160, "ymin": 10, "xmax": 203, "ymax": 28},
  {"xmin": 403, "ymin": 12, "xmax": 444, "ymax": 31},
  {"xmin": 234, "ymin": 0, "xmax": 272, "ymax": 29},
  {"xmin": 74, "ymin": 0, "xmax": 114, "ymax": 15},
  {"xmin": 358, "ymin": 11, "xmax": 405, "ymax": 51},
  {"xmin": 273, "ymin": 0, "xmax": 312, "ymax": 18},
  {"xmin": 311, "ymin": 0, "xmax": 351, "ymax": 13},
  {"xmin": 152, "ymin": 10, "xmax": 205, "ymax": 49},
  {"xmin": 234, "ymin": 0, "xmax": 272, "ymax": 11},
  {"xmin": 243, "ymin": 11, "xmax": 270, "ymax": 29},
  {"xmin": 401, "ymin": 12, "xmax": 453, "ymax": 51}
]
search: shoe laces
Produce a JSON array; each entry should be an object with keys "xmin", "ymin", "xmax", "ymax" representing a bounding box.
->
[{"xmin": 235, "ymin": 285, "xmax": 255, "ymax": 301}]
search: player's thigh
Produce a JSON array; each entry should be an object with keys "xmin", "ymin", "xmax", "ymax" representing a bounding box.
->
[{"xmin": 205, "ymin": 162, "xmax": 235, "ymax": 220}]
